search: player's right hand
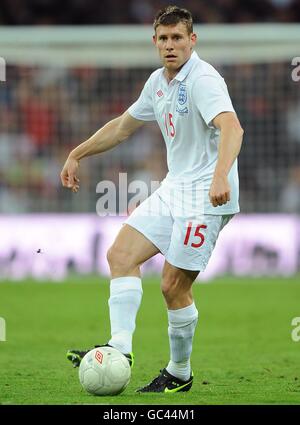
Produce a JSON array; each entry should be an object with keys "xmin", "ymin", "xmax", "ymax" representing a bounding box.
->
[{"xmin": 60, "ymin": 156, "xmax": 80, "ymax": 193}]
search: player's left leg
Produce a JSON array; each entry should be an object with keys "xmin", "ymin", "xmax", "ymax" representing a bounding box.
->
[
  {"xmin": 137, "ymin": 214, "xmax": 234, "ymax": 393},
  {"xmin": 136, "ymin": 262, "xmax": 199, "ymax": 393},
  {"xmin": 161, "ymin": 261, "xmax": 199, "ymax": 382}
]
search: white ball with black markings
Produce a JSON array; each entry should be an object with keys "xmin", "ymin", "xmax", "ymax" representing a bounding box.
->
[{"xmin": 79, "ymin": 347, "xmax": 131, "ymax": 396}]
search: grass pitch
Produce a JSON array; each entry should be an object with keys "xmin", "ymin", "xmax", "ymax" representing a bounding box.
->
[{"xmin": 0, "ymin": 276, "xmax": 300, "ymax": 405}]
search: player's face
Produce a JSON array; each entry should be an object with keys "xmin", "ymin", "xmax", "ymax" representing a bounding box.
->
[{"xmin": 153, "ymin": 23, "xmax": 197, "ymax": 79}]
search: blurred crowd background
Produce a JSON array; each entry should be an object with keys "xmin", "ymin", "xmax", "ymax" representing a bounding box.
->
[
  {"xmin": 1, "ymin": 62, "xmax": 299, "ymax": 214},
  {"xmin": 1, "ymin": 0, "xmax": 300, "ymax": 24},
  {"xmin": 0, "ymin": 1, "xmax": 300, "ymax": 215}
]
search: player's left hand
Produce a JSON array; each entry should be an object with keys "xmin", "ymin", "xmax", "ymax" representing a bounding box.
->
[{"xmin": 209, "ymin": 174, "xmax": 231, "ymax": 207}]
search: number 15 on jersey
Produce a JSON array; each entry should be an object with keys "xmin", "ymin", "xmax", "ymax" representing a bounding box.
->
[{"xmin": 164, "ymin": 113, "xmax": 175, "ymax": 137}]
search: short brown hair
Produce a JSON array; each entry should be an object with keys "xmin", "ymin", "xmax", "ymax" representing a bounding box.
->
[{"xmin": 153, "ymin": 5, "xmax": 193, "ymax": 34}]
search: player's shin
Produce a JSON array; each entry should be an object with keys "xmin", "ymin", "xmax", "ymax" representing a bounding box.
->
[
  {"xmin": 108, "ymin": 277, "xmax": 142, "ymax": 354},
  {"xmin": 166, "ymin": 302, "xmax": 199, "ymax": 381}
]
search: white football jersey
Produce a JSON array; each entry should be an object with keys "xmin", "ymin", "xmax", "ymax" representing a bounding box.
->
[{"xmin": 128, "ymin": 51, "xmax": 239, "ymax": 215}]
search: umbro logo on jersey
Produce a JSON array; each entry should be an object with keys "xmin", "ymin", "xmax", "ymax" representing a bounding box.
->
[{"xmin": 157, "ymin": 90, "xmax": 164, "ymax": 97}]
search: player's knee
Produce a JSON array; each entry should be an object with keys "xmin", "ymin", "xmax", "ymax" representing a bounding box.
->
[
  {"xmin": 161, "ymin": 269, "xmax": 193, "ymax": 305},
  {"xmin": 107, "ymin": 245, "xmax": 127, "ymax": 270},
  {"xmin": 106, "ymin": 244, "xmax": 134, "ymax": 275},
  {"xmin": 161, "ymin": 284, "xmax": 173, "ymax": 302},
  {"xmin": 161, "ymin": 274, "xmax": 178, "ymax": 300}
]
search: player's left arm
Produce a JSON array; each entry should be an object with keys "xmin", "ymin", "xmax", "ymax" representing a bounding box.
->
[{"xmin": 209, "ymin": 111, "xmax": 244, "ymax": 207}]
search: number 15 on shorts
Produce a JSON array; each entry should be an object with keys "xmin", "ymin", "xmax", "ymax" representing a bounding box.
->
[{"xmin": 184, "ymin": 222, "xmax": 207, "ymax": 248}]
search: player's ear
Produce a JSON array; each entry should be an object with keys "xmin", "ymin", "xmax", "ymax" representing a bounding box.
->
[
  {"xmin": 152, "ymin": 35, "xmax": 157, "ymax": 45},
  {"xmin": 190, "ymin": 33, "xmax": 197, "ymax": 45}
]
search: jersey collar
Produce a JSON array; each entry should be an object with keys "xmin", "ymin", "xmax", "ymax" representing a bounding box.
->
[{"xmin": 173, "ymin": 51, "xmax": 200, "ymax": 83}]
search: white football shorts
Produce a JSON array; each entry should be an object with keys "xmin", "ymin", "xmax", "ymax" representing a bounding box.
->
[{"xmin": 125, "ymin": 189, "xmax": 234, "ymax": 272}]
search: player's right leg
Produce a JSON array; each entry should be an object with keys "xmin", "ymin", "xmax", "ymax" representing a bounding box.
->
[
  {"xmin": 105, "ymin": 224, "xmax": 160, "ymax": 356},
  {"xmin": 67, "ymin": 190, "xmax": 173, "ymax": 368},
  {"xmin": 106, "ymin": 223, "xmax": 160, "ymax": 279},
  {"xmin": 67, "ymin": 343, "xmax": 134, "ymax": 368},
  {"xmin": 67, "ymin": 225, "xmax": 159, "ymax": 368}
]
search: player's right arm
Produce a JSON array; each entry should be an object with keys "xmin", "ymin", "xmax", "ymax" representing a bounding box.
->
[{"xmin": 60, "ymin": 111, "xmax": 144, "ymax": 191}]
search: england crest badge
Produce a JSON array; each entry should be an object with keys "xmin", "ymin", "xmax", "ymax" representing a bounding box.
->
[
  {"xmin": 178, "ymin": 84, "xmax": 187, "ymax": 105},
  {"xmin": 177, "ymin": 83, "xmax": 188, "ymax": 114}
]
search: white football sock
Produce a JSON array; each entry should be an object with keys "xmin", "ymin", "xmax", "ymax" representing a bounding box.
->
[
  {"xmin": 166, "ymin": 302, "xmax": 199, "ymax": 381},
  {"xmin": 108, "ymin": 276, "xmax": 142, "ymax": 354}
]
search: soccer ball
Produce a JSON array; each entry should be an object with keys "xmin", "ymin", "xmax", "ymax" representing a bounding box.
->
[{"xmin": 79, "ymin": 347, "xmax": 131, "ymax": 396}]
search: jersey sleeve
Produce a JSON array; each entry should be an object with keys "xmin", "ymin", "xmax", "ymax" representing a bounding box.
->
[
  {"xmin": 127, "ymin": 77, "xmax": 156, "ymax": 122},
  {"xmin": 193, "ymin": 75, "xmax": 235, "ymax": 128}
]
